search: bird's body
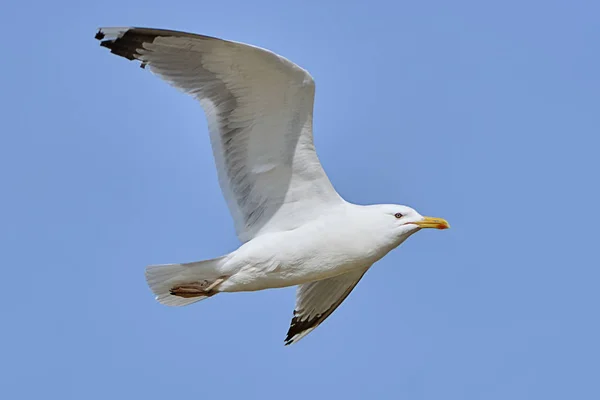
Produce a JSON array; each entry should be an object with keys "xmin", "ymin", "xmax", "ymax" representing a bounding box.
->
[
  {"xmin": 96, "ymin": 27, "xmax": 449, "ymax": 345},
  {"xmin": 214, "ymin": 203, "xmax": 415, "ymax": 292}
]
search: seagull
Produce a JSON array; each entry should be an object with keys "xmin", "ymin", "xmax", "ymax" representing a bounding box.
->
[{"xmin": 95, "ymin": 27, "xmax": 450, "ymax": 345}]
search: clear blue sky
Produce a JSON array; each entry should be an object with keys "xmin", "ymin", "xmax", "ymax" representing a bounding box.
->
[{"xmin": 1, "ymin": 0, "xmax": 598, "ymax": 398}]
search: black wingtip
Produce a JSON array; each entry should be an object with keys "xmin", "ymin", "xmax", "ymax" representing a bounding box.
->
[
  {"xmin": 284, "ymin": 328, "xmax": 294, "ymax": 345},
  {"xmin": 94, "ymin": 28, "xmax": 163, "ymax": 62}
]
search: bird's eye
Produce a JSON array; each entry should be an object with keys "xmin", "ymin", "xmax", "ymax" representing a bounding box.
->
[{"xmin": 394, "ymin": 212, "xmax": 403, "ymax": 219}]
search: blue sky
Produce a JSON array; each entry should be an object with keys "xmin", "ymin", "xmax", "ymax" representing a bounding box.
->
[{"xmin": 1, "ymin": 0, "xmax": 599, "ymax": 398}]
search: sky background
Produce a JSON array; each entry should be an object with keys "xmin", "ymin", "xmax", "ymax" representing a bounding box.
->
[{"xmin": 1, "ymin": 0, "xmax": 599, "ymax": 398}]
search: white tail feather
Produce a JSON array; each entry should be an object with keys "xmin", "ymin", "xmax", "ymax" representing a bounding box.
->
[{"xmin": 145, "ymin": 257, "xmax": 226, "ymax": 307}]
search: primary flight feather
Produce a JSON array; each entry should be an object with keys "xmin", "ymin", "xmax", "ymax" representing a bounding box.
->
[{"xmin": 95, "ymin": 27, "xmax": 450, "ymax": 345}]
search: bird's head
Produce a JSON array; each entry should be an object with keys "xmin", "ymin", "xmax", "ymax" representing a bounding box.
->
[{"xmin": 372, "ymin": 204, "xmax": 450, "ymax": 243}]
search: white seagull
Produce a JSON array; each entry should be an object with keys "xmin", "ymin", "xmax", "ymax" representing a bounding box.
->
[{"xmin": 95, "ymin": 27, "xmax": 450, "ymax": 345}]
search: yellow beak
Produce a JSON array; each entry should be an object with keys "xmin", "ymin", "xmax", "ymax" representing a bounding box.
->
[{"xmin": 412, "ymin": 216, "xmax": 450, "ymax": 230}]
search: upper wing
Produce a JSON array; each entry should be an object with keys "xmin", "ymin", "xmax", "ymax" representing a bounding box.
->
[
  {"xmin": 96, "ymin": 27, "xmax": 342, "ymax": 242},
  {"xmin": 285, "ymin": 269, "xmax": 368, "ymax": 345}
]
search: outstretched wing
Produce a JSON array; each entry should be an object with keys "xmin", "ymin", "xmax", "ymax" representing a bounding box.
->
[
  {"xmin": 96, "ymin": 27, "xmax": 342, "ymax": 242},
  {"xmin": 285, "ymin": 269, "xmax": 368, "ymax": 345}
]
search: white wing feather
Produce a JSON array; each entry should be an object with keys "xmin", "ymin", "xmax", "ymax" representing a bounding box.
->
[
  {"xmin": 285, "ymin": 269, "xmax": 368, "ymax": 345},
  {"xmin": 96, "ymin": 27, "xmax": 342, "ymax": 242}
]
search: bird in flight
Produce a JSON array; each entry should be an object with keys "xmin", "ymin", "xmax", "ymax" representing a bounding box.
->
[{"xmin": 95, "ymin": 27, "xmax": 450, "ymax": 345}]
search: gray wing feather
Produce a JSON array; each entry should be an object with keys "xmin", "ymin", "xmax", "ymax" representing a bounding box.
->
[
  {"xmin": 285, "ymin": 269, "xmax": 368, "ymax": 345},
  {"xmin": 96, "ymin": 27, "xmax": 342, "ymax": 242}
]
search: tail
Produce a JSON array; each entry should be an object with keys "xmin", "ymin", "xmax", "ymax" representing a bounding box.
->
[{"xmin": 145, "ymin": 256, "xmax": 227, "ymax": 307}]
